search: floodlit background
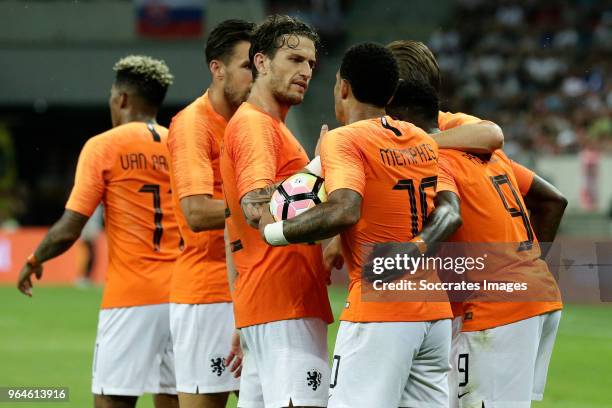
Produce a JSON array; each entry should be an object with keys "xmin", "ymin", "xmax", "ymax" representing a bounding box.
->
[{"xmin": 0, "ymin": 1, "xmax": 611, "ymax": 407}]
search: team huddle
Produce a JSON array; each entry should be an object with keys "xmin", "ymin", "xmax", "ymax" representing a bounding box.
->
[{"xmin": 17, "ymin": 14, "xmax": 567, "ymax": 408}]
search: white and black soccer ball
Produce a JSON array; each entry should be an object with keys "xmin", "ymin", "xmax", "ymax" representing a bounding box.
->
[{"xmin": 270, "ymin": 173, "xmax": 328, "ymax": 221}]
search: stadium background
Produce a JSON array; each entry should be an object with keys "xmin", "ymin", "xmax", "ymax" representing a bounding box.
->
[{"xmin": 0, "ymin": 0, "xmax": 611, "ymax": 407}]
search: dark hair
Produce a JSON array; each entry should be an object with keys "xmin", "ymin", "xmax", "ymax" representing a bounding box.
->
[
  {"xmin": 386, "ymin": 79, "xmax": 439, "ymax": 123},
  {"xmin": 339, "ymin": 42, "xmax": 399, "ymax": 108},
  {"xmin": 386, "ymin": 40, "xmax": 441, "ymax": 93},
  {"xmin": 249, "ymin": 14, "xmax": 320, "ymax": 78},
  {"xmin": 205, "ymin": 19, "xmax": 255, "ymax": 64},
  {"xmin": 113, "ymin": 55, "xmax": 173, "ymax": 108}
]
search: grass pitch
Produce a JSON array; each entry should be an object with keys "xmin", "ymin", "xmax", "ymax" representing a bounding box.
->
[{"xmin": 0, "ymin": 285, "xmax": 610, "ymax": 407}]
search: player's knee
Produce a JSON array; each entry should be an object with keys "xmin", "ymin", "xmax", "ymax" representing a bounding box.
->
[
  {"xmin": 94, "ymin": 394, "xmax": 137, "ymax": 408},
  {"xmin": 153, "ymin": 393, "xmax": 179, "ymax": 408}
]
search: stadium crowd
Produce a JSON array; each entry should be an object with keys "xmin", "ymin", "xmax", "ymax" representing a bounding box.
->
[{"xmin": 430, "ymin": 0, "xmax": 612, "ymax": 160}]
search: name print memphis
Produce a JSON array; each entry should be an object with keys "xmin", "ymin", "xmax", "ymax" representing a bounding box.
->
[{"xmin": 379, "ymin": 142, "xmax": 436, "ymax": 167}]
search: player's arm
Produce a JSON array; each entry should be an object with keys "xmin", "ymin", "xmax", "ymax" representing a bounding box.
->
[
  {"xmin": 433, "ymin": 121, "xmax": 504, "ymax": 153},
  {"xmin": 510, "ymin": 160, "xmax": 568, "ymax": 244},
  {"xmin": 17, "ymin": 136, "xmax": 107, "ymax": 297},
  {"xmin": 225, "ymin": 226, "xmax": 237, "ymax": 294},
  {"xmin": 259, "ymin": 188, "xmax": 362, "ymax": 245},
  {"xmin": 240, "ymin": 183, "xmax": 279, "ymax": 229},
  {"xmin": 523, "ymin": 175, "xmax": 567, "ymax": 243},
  {"xmin": 417, "ymin": 191, "xmax": 462, "ymax": 250},
  {"xmin": 180, "ymin": 195, "xmax": 226, "ymax": 231},
  {"xmin": 420, "ymin": 154, "xmax": 463, "ymax": 250},
  {"xmin": 17, "ymin": 210, "xmax": 89, "ymax": 296}
]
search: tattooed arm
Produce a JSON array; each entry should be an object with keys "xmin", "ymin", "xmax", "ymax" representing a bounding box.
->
[
  {"xmin": 240, "ymin": 184, "xmax": 280, "ymax": 229},
  {"xmin": 259, "ymin": 188, "xmax": 361, "ymax": 244}
]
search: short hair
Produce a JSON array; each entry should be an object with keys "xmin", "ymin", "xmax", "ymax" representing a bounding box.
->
[
  {"xmin": 386, "ymin": 40, "xmax": 441, "ymax": 93},
  {"xmin": 339, "ymin": 42, "xmax": 399, "ymax": 108},
  {"xmin": 113, "ymin": 55, "xmax": 173, "ymax": 108},
  {"xmin": 205, "ymin": 19, "xmax": 255, "ymax": 64},
  {"xmin": 249, "ymin": 14, "xmax": 320, "ymax": 78},
  {"xmin": 386, "ymin": 79, "xmax": 439, "ymax": 123}
]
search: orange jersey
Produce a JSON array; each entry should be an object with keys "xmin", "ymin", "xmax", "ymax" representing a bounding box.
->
[
  {"xmin": 437, "ymin": 112, "xmax": 562, "ymax": 332},
  {"xmin": 322, "ymin": 116, "xmax": 452, "ymax": 323},
  {"xmin": 167, "ymin": 92, "xmax": 231, "ymax": 304},
  {"xmin": 221, "ymin": 102, "xmax": 333, "ymax": 328},
  {"xmin": 66, "ymin": 122, "xmax": 181, "ymax": 309}
]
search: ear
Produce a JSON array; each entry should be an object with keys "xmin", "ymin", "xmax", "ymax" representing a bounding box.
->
[
  {"xmin": 210, "ymin": 60, "xmax": 224, "ymax": 81},
  {"xmin": 254, "ymin": 52, "xmax": 267, "ymax": 76},
  {"xmin": 340, "ymin": 78, "xmax": 350, "ymax": 100},
  {"xmin": 119, "ymin": 92, "xmax": 129, "ymax": 109}
]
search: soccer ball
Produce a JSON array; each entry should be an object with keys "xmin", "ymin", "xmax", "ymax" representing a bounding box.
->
[{"xmin": 270, "ymin": 173, "xmax": 327, "ymax": 221}]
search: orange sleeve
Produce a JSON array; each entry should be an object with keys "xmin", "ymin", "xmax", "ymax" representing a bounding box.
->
[
  {"xmin": 65, "ymin": 136, "xmax": 111, "ymax": 217},
  {"xmin": 436, "ymin": 153, "xmax": 460, "ymax": 197},
  {"xmin": 438, "ymin": 111, "xmax": 482, "ymax": 130},
  {"xmin": 169, "ymin": 111, "xmax": 214, "ymax": 199},
  {"xmin": 321, "ymin": 128, "xmax": 365, "ymax": 196},
  {"xmin": 510, "ymin": 160, "xmax": 535, "ymax": 196},
  {"xmin": 229, "ymin": 113, "xmax": 278, "ymax": 200}
]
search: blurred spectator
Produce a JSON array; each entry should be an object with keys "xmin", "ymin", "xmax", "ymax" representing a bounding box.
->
[{"xmin": 430, "ymin": 0, "xmax": 612, "ymax": 168}]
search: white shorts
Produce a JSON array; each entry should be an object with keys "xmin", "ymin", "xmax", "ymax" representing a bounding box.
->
[
  {"xmin": 238, "ymin": 318, "xmax": 330, "ymax": 408},
  {"xmin": 329, "ymin": 319, "xmax": 452, "ymax": 408},
  {"xmin": 451, "ymin": 310, "xmax": 561, "ymax": 408},
  {"xmin": 92, "ymin": 303, "xmax": 176, "ymax": 396},
  {"xmin": 170, "ymin": 302, "xmax": 240, "ymax": 394}
]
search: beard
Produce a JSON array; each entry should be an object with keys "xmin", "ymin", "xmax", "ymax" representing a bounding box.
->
[
  {"xmin": 224, "ymin": 81, "xmax": 249, "ymax": 110},
  {"xmin": 268, "ymin": 68, "xmax": 304, "ymax": 106}
]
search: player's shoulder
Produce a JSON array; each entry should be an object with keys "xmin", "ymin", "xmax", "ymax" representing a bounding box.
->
[
  {"xmin": 232, "ymin": 102, "xmax": 273, "ymax": 126},
  {"xmin": 170, "ymin": 93, "xmax": 221, "ymax": 132},
  {"xmin": 226, "ymin": 102, "xmax": 278, "ymax": 144}
]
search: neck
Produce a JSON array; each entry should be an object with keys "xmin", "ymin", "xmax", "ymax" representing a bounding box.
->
[
  {"xmin": 248, "ymin": 80, "xmax": 290, "ymax": 122},
  {"xmin": 121, "ymin": 109, "xmax": 157, "ymax": 126},
  {"xmin": 391, "ymin": 107, "xmax": 436, "ymax": 131},
  {"xmin": 208, "ymin": 83, "xmax": 235, "ymax": 121},
  {"xmin": 345, "ymin": 102, "xmax": 386, "ymax": 125}
]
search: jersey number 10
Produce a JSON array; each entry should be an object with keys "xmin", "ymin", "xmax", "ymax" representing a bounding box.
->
[{"xmin": 393, "ymin": 176, "xmax": 438, "ymax": 237}]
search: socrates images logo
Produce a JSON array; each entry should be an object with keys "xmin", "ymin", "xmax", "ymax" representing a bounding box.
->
[{"xmin": 0, "ymin": 238, "xmax": 11, "ymax": 272}]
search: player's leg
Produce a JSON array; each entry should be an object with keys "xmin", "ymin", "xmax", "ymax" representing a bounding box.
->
[
  {"xmin": 94, "ymin": 394, "xmax": 137, "ymax": 408},
  {"xmin": 531, "ymin": 310, "xmax": 562, "ymax": 401},
  {"xmin": 153, "ymin": 393, "xmax": 179, "ymax": 408},
  {"xmin": 244, "ymin": 318, "xmax": 329, "ymax": 408},
  {"xmin": 401, "ymin": 319, "xmax": 452, "ymax": 408},
  {"xmin": 175, "ymin": 392, "xmax": 228, "ymax": 408},
  {"xmin": 92, "ymin": 305, "xmax": 171, "ymax": 406},
  {"xmin": 170, "ymin": 302, "xmax": 239, "ymax": 408},
  {"xmin": 454, "ymin": 317, "xmax": 542, "ymax": 408},
  {"xmin": 328, "ymin": 321, "xmax": 425, "ymax": 408}
]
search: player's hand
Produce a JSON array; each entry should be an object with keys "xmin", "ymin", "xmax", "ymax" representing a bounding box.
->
[
  {"xmin": 323, "ymin": 235, "xmax": 344, "ymax": 272},
  {"xmin": 17, "ymin": 263, "xmax": 43, "ymax": 297},
  {"xmin": 314, "ymin": 124, "xmax": 328, "ymax": 156},
  {"xmin": 226, "ymin": 330, "xmax": 243, "ymax": 378},
  {"xmin": 258, "ymin": 208, "xmax": 276, "ymax": 243}
]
